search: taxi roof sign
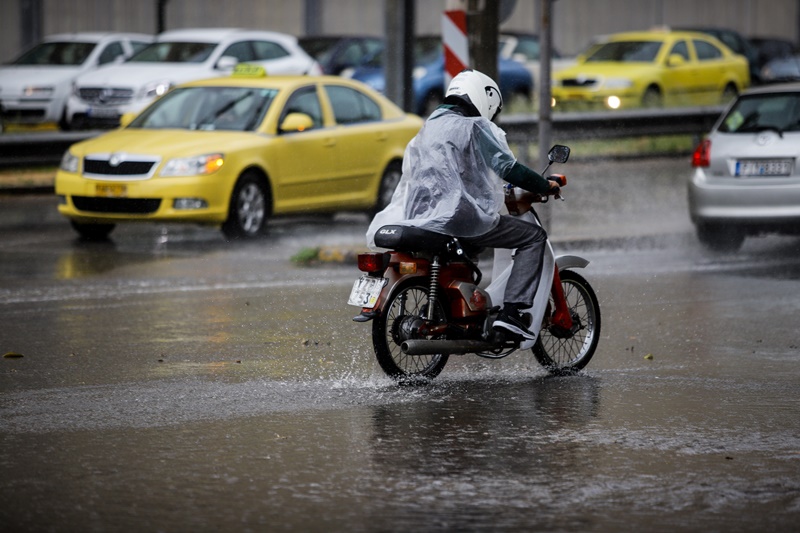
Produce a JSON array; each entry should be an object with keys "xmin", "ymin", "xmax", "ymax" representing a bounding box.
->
[{"xmin": 233, "ymin": 64, "xmax": 267, "ymax": 77}]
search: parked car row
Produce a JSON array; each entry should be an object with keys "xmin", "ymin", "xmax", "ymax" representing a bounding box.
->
[{"xmin": 0, "ymin": 28, "xmax": 322, "ymax": 131}]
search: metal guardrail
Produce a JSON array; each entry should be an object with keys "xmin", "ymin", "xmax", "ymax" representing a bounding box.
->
[{"xmin": 0, "ymin": 106, "xmax": 725, "ymax": 169}]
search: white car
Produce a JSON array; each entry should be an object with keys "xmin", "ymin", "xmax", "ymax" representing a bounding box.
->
[
  {"xmin": 689, "ymin": 83, "xmax": 800, "ymax": 251},
  {"xmin": 0, "ymin": 32, "xmax": 153, "ymax": 130},
  {"xmin": 65, "ymin": 28, "xmax": 322, "ymax": 129}
]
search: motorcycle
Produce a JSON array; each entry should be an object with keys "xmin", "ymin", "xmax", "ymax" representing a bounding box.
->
[{"xmin": 348, "ymin": 145, "xmax": 601, "ymax": 381}]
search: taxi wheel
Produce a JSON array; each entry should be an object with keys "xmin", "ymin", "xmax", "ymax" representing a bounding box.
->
[
  {"xmin": 720, "ymin": 84, "xmax": 738, "ymax": 105},
  {"xmin": 641, "ymin": 86, "xmax": 662, "ymax": 108},
  {"xmin": 373, "ymin": 161, "xmax": 402, "ymax": 215},
  {"xmin": 222, "ymin": 172, "xmax": 270, "ymax": 240}
]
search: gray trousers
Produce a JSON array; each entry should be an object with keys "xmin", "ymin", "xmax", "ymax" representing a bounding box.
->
[{"xmin": 463, "ymin": 215, "xmax": 547, "ymax": 308}]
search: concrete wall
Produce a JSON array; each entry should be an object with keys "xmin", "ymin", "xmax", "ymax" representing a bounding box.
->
[{"xmin": 1, "ymin": 0, "xmax": 796, "ymax": 62}]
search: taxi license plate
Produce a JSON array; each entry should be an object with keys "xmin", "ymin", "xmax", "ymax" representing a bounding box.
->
[
  {"xmin": 735, "ymin": 159, "xmax": 793, "ymax": 177},
  {"xmin": 96, "ymin": 183, "xmax": 127, "ymax": 197},
  {"xmin": 347, "ymin": 276, "xmax": 386, "ymax": 308}
]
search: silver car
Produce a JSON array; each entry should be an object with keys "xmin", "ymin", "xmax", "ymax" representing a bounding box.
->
[{"xmin": 688, "ymin": 83, "xmax": 800, "ymax": 251}]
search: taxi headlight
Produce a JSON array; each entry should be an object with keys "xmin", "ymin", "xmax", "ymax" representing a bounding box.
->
[
  {"xmin": 60, "ymin": 151, "xmax": 80, "ymax": 173},
  {"xmin": 603, "ymin": 78, "xmax": 634, "ymax": 89},
  {"xmin": 161, "ymin": 153, "xmax": 224, "ymax": 177}
]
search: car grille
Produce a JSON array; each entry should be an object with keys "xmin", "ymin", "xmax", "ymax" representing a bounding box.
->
[
  {"xmin": 561, "ymin": 78, "xmax": 598, "ymax": 88},
  {"xmin": 84, "ymin": 158, "xmax": 156, "ymax": 176},
  {"xmin": 72, "ymin": 197, "xmax": 161, "ymax": 214},
  {"xmin": 78, "ymin": 87, "xmax": 134, "ymax": 105}
]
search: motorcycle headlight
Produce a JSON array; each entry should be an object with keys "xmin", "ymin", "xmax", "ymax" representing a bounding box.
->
[
  {"xmin": 59, "ymin": 151, "xmax": 80, "ymax": 173},
  {"xmin": 160, "ymin": 153, "xmax": 224, "ymax": 177}
]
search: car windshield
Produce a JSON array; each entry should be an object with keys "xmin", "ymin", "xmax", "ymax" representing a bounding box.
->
[
  {"xmin": 299, "ymin": 38, "xmax": 337, "ymax": 62},
  {"xmin": 129, "ymin": 86, "xmax": 278, "ymax": 131},
  {"xmin": 719, "ymin": 92, "xmax": 800, "ymax": 134},
  {"xmin": 585, "ymin": 40, "xmax": 663, "ymax": 62},
  {"xmin": 363, "ymin": 38, "xmax": 443, "ymax": 68},
  {"xmin": 13, "ymin": 41, "xmax": 96, "ymax": 66},
  {"xmin": 128, "ymin": 41, "xmax": 217, "ymax": 63}
]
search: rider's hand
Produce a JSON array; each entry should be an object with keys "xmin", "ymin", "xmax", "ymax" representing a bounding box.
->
[{"xmin": 547, "ymin": 179, "xmax": 562, "ymax": 199}]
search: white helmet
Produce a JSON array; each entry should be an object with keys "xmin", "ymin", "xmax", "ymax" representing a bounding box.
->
[{"xmin": 445, "ymin": 69, "xmax": 503, "ymax": 121}]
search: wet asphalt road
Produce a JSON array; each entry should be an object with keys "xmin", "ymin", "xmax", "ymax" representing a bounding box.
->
[{"xmin": 1, "ymin": 158, "xmax": 800, "ymax": 532}]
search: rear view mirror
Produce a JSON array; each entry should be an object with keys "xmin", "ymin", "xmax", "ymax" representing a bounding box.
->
[
  {"xmin": 280, "ymin": 112, "xmax": 314, "ymax": 133},
  {"xmin": 548, "ymin": 145, "xmax": 570, "ymax": 164}
]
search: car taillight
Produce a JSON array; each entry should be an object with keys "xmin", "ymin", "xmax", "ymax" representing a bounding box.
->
[
  {"xmin": 357, "ymin": 252, "xmax": 389, "ymax": 273},
  {"xmin": 692, "ymin": 139, "xmax": 711, "ymax": 167}
]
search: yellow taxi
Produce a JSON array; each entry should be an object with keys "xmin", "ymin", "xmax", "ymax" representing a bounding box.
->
[
  {"xmin": 552, "ymin": 30, "xmax": 750, "ymax": 111},
  {"xmin": 55, "ymin": 66, "xmax": 423, "ymax": 239}
]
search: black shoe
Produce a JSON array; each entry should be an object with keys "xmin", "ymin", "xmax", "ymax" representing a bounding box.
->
[{"xmin": 493, "ymin": 308, "xmax": 536, "ymax": 340}]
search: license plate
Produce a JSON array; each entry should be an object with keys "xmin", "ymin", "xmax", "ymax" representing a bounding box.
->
[
  {"xmin": 96, "ymin": 183, "xmax": 127, "ymax": 197},
  {"xmin": 347, "ymin": 276, "xmax": 386, "ymax": 308},
  {"xmin": 87, "ymin": 106, "xmax": 120, "ymax": 118},
  {"xmin": 735, "ymin": 159, "xmax": 793, "ymax": 176}
]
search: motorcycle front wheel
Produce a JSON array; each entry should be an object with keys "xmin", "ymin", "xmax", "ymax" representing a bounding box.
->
[
  {"xmin": 533, "ymin": 269, "xmax": 601, "ymax": 375},
  {"xmin": 372, "ymin": 280, "xmax": 449, "ymax": 382}
]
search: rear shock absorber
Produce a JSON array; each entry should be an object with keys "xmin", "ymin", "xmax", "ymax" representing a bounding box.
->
[{"xmin": 427, "ymin": 255, "xmax": 441, "ymax": 321}]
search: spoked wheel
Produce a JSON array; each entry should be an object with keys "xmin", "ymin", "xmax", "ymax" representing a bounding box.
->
[
  {"xmin": 533, "ymin": 269, "xmax": 601, "ymax": 375},
  {"xmin": 372, "ymin": 280, "xmax": 449, "ymax": 382},
  {"xmin": 222, "ymin": 171, "xmax": 270, "ymax": 240}
]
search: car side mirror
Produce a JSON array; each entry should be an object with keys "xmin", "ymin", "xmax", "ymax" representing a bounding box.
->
[
  {"xmin": 279, "ymin": 112, "xmax": 315, "ymax": 133},
  {"xmin": 667, "ymin": 54, "xmax": 686, "ymax": 68},
  {"xmin": 216, "ymin": 55, "xmax": 238, "ymax": 71},
  {"xmin": 119, "ymin": 112, "xmax": 137, "ymax": 128},
  {"xmin": 548, "ymin": 144, "xmax": 570, "ymax": 164}
]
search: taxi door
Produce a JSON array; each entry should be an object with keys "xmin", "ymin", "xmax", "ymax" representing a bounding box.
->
[
  {"xmin": 661, "ymin": 40, "xmax": 696, "ymax": 106},
  {"xmin": 317, "ymin": 83, "xmax": 388, "ymax": 209},
  {"xmin": 690, "ymin": 38, "xmax": 727, "ymax": 105},
  {"xmin": 269, "ymin": 85, "xmax": 340, "ymax": 213}
]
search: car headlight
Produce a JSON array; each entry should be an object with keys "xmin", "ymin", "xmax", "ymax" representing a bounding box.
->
[
  {"xmin": 413, "ymin": 66, "xmax": 428, "ymax": 80},
  {"xmin": 603, "ymin": 78, "xmax": 634, "ymax": 89},
  {"xmin": 140, "ymin": 80, "xmax": 173, "ymax": 100},
  {"xmin": 59, "ymin": 151, "xmax": 80, "ymax": 173},
  {"xmin": 160, "ymin": 153, "xmax": 224, "ymax": 177},
  {"xmin": 23, "ymin": 86, "xmax": 54, "ymax": 98}
]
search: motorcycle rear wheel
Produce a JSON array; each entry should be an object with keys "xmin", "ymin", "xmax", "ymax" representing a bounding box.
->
[
  {"xmin": 533, "ymin": 269, "xmax": 601, "ymax": 375},
  {"xmin": 372, "ymin": 280, "xmax": 449, "ymax": 382}
]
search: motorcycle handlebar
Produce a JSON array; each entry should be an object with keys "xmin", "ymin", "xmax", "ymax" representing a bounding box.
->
[{"xmin": 504, "ymin": 174, "xmax": 567, "ymax": 215}]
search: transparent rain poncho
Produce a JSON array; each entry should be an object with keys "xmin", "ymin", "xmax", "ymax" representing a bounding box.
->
[{"xmin": 367, "ymin": 108, "xmax": 517, "ymax": 249}]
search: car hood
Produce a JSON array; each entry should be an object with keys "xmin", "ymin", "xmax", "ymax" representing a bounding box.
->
[
  {"xmin": 0, "ymin": 66, "xmax": 82, "ymax": 89},
  {"xmin": 71, "ymin": 128, "xmax": 265, "ymax": 158},
  {"xmin": 555, "ymin": 61, "xmax": 658, "ymax": 80},
  {"xmin": 74, "ymin": 63, "xmax": 217, "ymax": 88}
]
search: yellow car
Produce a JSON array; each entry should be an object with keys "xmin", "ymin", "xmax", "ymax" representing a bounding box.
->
[
  {"xmin": 56, "ymin": 69, "xmax": 423, "ymax": 239},
  {"xmin": 552, "ymin": 30, "xmax": 750, "ymax": 111}
]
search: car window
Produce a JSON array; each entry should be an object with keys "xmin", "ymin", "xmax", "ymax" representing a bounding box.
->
[
  {"xmin": 129, "ymin": 86, "xmax": 278, "ymax": 131},
  {"xmin": 221, "ymin": 41, "xmax": 255, "ymax": 62},
  {"xmin": 719, "ymin": 93, "xmax": 800, "ymax": 133},
  {"xmin": 669, "ymin": 40, "xmax": 689, "ymax": 61},
  {"xmin": 13, "ymin": 41, "xmax": 96, "ymax": 66},
  {"xmin": 97, "ymin": 41, "xmax": 124, "ymax": 65},
  {"xmin": 324, "ymin": 85, "xmax": 381, "ymax": 124},
  {"xmin": 694, "ymin": 40, "xmax": 723, "ymax": 61},
  {"xmin": 131, "ymin": 40, "xmax": 151, "ymax": 54},
  {"xmin": 129, "ymin": 41, "xmax": 216, "ymax": 63},
  {"xmin": 251, "ymin": 41, "xmax": 290, "ymax": 60},
  {"xmin": 281, "ymin": 86, "xmax": 323, "ymax": 129},
  {"xmin": 585, "ymin": 40, "xmax": 662, "ymax": 62}
]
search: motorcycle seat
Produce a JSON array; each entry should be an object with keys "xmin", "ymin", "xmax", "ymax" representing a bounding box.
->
[
  {"xmin": 374, "ymin": 225, "xmax": 455, "ymax": 254},
  {"xmin": 374, "ymin": 225, "xmax": 483, "ymax": 258}
]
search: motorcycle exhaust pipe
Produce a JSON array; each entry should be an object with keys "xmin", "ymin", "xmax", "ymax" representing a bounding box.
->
[{"xmin": 401, "ymin": 339, "xmax": 500, "ymax": 356}]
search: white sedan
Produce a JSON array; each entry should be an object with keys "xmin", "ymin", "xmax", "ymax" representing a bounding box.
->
[
  {"xmin": 65, "ymin": 28, "xmax": 322, "ymax": 129},
  {"xmin": 0, "ymin": 32, "xmax": 153, "ymax": 130}
]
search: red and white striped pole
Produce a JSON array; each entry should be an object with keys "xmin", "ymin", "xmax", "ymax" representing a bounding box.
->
[{"xmin": 442, "ymin": 8, "xmax": 469, "ymax": 87}]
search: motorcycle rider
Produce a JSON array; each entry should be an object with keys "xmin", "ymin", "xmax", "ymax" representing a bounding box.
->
[{"xmin": 367, "ymin": 68, "xmax": 560, "ymax": 340}]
